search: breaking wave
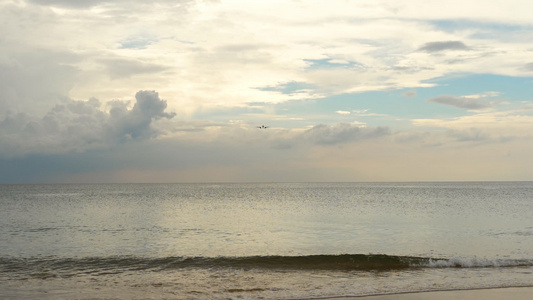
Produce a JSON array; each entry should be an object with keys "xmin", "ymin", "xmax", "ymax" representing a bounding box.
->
[{"xmin": 2, "ymin": 254, "xmax": 533, "ymax": 280}]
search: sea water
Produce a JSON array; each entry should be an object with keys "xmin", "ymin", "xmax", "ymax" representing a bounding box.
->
[{"xmin": 0, "ymin": 182, "xmax": 532, "ymax": 299}]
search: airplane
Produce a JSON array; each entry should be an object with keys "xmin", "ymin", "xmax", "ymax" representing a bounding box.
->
[{"xmin": 257, "ymin": 125, "xmax": 269, "ymax": 129}]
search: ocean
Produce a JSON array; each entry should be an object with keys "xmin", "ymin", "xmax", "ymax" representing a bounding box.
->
[{"xmin": 0, "ymin": 182, "xmax": 532, "ymax": 299}]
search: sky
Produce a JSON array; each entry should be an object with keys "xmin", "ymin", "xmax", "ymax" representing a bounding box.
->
[{"xmin": 1, "ymin": 0, "xmax": 533, "ymax": 183}]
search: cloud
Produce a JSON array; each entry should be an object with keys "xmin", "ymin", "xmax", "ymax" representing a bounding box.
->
[
  {"xmin": 26, "ymin": 0, "xmax": 106, "ymax": 8},
  {"xmin": 446, "ymin": 128, "xmax": 492, "ymax": 143},
  {"xmin": 524, "ymin": 63, "xmax": 533, "ymax": 71},
  {"xmin": 304, "ymin": 58, "xmax": 363, "ymax": 71},
  {"xmin": 417, "ymin": 41, "xmax": 470, "ymax": 52},
  {"xmin": 110, "ymin": 90, "xmax": 177, "ymax": 141},
  {"xmin": 5, "ymin": 0, "xmax": 533, "ymax": 113},
  {"xmin": 2, "ymin": 1, "xmax": 533, "ymax": 183},
  {"xmin": 426, "ymin": 95, "xmax": 495, "ymax": 110},
  {"xmin": 0, "ymin": 90, "xmax": 175, "ymax": 157},
  {"xmin": 0, "ymin": 48, "xmax": 80, "ymax": 115},
  {"xmin": 412, "ymin": 109, "xmax": 533, "ymax": 144},
  {"xmin": 99, "ymin": 58, "xmax": 169, "ymax": 80},
  {"xmin": 26, "ymin": 0, "xmax": 199, "ymax": 9},
  {"xmin": 402, "ymin": 90, "xmax": 417, "ymax": 97},
  {"xmin": 336, "ymin": 110, "xmax": 351, "ymax": 115},
  {"xmin": 301, "ymin": 123, "xmax": 390, "ymax": 145},
  {"xmin": 258, "ymin": 81, "xmax": 317, "ymax": 95},
  {"xmin": 463, "ymin": 91, "xmax": 501, "ymax": 99}
]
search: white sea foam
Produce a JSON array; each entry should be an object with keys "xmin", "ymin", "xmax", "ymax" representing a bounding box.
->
[{"xmin": 428, "ymin": 257, "xmax": 533, "ymax": 268}]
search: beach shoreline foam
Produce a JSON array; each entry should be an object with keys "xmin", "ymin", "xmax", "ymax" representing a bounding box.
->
[{"xmin": 321, "ymin": 287, "xmax": 533, "ymax": 300}]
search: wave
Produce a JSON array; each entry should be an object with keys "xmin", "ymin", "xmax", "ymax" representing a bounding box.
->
[{"xmin": 2, "ymin": 254, "xmax": 533, "ymax": 278}]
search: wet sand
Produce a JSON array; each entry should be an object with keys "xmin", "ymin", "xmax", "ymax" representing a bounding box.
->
[{"xmin": 323, "ymin": 287, "xmax": 533, "ymax": 300}]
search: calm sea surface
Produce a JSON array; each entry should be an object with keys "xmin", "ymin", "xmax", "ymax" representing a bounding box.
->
[{"xmin": 0, "ymin": 182, "xmax": 532, "ymax": 299}]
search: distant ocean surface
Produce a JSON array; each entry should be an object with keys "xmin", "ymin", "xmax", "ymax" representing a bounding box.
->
[{"xmin": 1, "ymin": 182, "xmax": 532, "ymax": 299}]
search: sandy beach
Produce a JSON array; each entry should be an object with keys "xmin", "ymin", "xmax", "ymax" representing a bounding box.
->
[{"xmin": 324, "ymin": 287, "xmax": 533, "ymax": 300}]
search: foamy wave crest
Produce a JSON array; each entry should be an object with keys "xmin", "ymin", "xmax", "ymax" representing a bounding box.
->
[{"xmin": 428, "ymin": 257, "xmax": 533, "ymax": 268}]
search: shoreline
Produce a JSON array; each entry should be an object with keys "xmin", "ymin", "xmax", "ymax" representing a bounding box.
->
[{"xmin": 319, "ymin": 287, "xmax": 533, "ymax": 300}]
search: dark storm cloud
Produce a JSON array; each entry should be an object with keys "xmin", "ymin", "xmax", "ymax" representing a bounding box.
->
[
  {"xmin": 417, "ymin": 41, "xmax": 470, "ymax": 53},
  {"xmin": 302, "ymin": 123, "xmax": 390, "ymax": 145},
  {"xmin": 426, "ymin": 95, "xmax": 493, "ymax": 110}
]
